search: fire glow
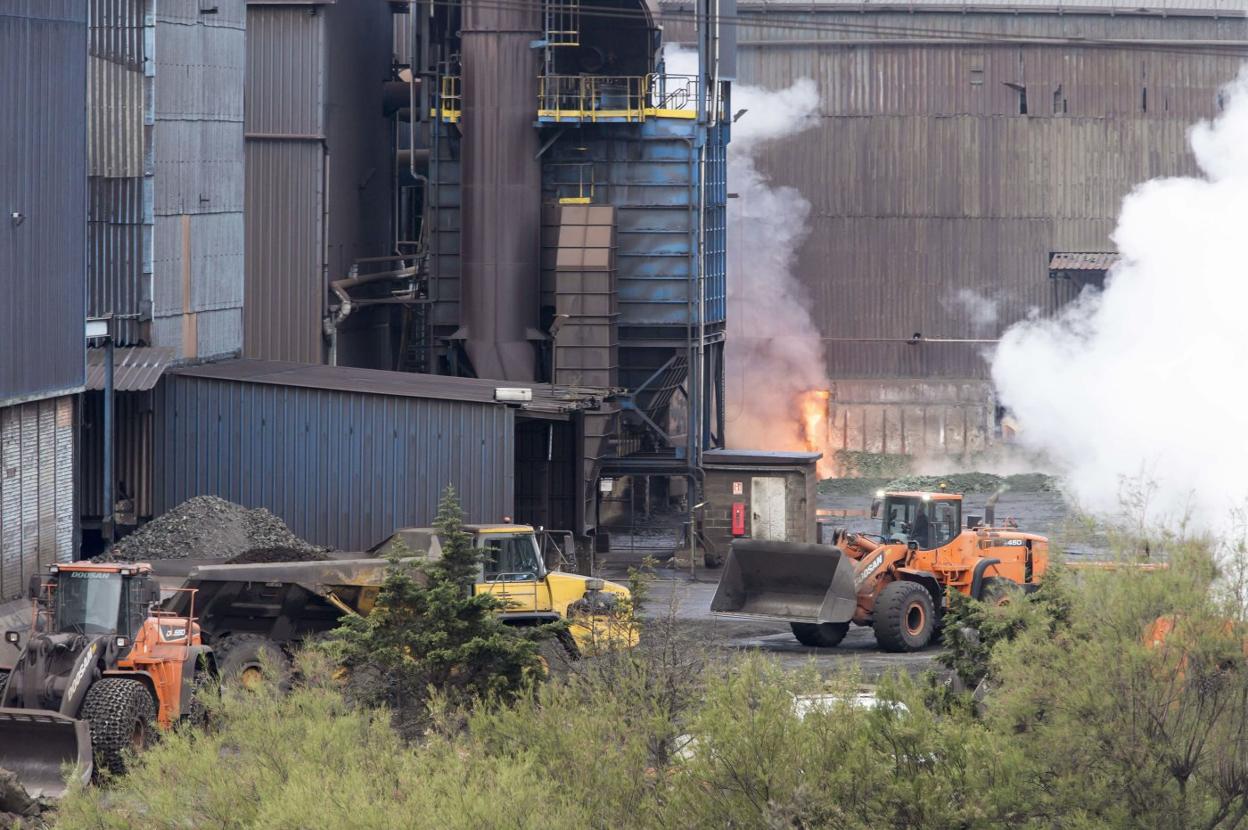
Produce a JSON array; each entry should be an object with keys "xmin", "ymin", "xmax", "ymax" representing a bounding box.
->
[{"xmin": 798, "ymin": 389, "xmax": 836, "ymax": 479}]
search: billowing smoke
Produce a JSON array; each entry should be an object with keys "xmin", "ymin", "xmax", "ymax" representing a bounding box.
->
[
  {"xmin": 992, "ymin": 69, "xmax": 1248, "ymax": 535},
  {"xmin": 664, "ymin": 48, "xmax": 829, "ymax": 468},
  {"xmin": 947, "ymin": 288, "xmax": 1000, "ymax": 336}
]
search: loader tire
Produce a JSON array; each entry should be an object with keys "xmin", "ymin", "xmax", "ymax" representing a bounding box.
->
[
  {"xmin": 980, "ymin": 577, "xmax": 1021, "ymax": 607},
  {"xmin": 790, "ymin": 622, "xmax": 849, "ymax": 648},
  {"xmin": 81, "ymin": 678, "xmax": 155, "ymax": 778},
  {"xmin": 214, "ymin": 634, "xmax": 291, "ymax": 692},
  {"xmin": 874, "ymin": 581, "xmax": 936, "ymax": 653}
]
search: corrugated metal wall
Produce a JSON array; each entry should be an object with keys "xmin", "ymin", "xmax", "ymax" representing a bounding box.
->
[
  {"xmin": 0, "ymin": 397, "xmax": 75, "ymax": 600},
  {"xmin": 153, "ymin": 374, "xmax": 515, "ymax": 551},
  {"xmin": 243, "ymin": 3, "xmax": 325, "ymax": 364},
  {"xmin": 677, "ymin": 5, "xmax": 1247, "ymax": 380},
  {"xmin": 88, "ymin": 0, "xmax": 150, "ymax": 346},
  {"xmin": 0, "ymin": 1, "xmax": 87, "ymax": 405},
  {"xmin": 80, "ymin": 390, "xmax": 154, "ymax": 521},
  {"xmin": 151, "ymin": 0, "xmax": 245, "ymax": 360},
  {"xmin": 242, "ymin": 1, "xmax": 394, "ymax": 367}
]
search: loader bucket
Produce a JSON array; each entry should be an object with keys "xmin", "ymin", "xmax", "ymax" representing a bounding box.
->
[
  {"xmin": 711, "ymin": 540, "xmax": 858, "ymax": 625},
  {"xmin": 0, "ymin": 709, "xmax": 92, "ymax": 799}
]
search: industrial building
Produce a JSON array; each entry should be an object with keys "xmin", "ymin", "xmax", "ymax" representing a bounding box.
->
[
  {"xmin": 0, "ymin": 1, "xmax": 85, "ymax": 593},
  {"xmin": 666, "ymin": 0, "xmax": 1248, "ymax": 461},
  {"xmin": 5, "ymin": 0, "xmax": 1246, "ymax": 592},
  {"xmin": 0, "ymin": 0, "xmax": 737, "ymax": 574}
]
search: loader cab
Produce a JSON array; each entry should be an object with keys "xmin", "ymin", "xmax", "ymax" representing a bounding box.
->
[
  {"xmin": 40, "ymin": 564, "xmax": 160, "ymax": 639},
  {"xmin": 880, "ymin": 494, "xmax": 961, "ymax": 550}
]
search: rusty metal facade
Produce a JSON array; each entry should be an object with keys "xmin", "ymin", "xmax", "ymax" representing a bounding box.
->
[
  {"xmin": 243, "ymin": 3, "xmax": 326, "ymax": 364},
  {"xmin": 0, "ymin": 397, "xmax": 76, "ymax": 599},
  {"xmin": 152, "ymin": 364, "xmax": 517, "ymax": 551},
  {"xmin": 667, "ymin": 3, "xmax": 1247, "ymax": 379},
  {"xmin": 242, "ymin": 1, "xmax": 394, "ymax": 368},
  {"xmin": 459, "ymin": 0, "xmax": 544, "ymax": 380},
  {"xmin": 150, "ymin": 0, "xmax": 246, "ymax": 361},
  {"xmin": 0, "ymin": 1, "xmax": 87, "ymax": 405}
]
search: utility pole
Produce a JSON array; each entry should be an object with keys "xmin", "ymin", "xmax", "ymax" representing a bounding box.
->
[{"xmin": 86, "ymin": 316, "xmax": 116, "ymax": 546}]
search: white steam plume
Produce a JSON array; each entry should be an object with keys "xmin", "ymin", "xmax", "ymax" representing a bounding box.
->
[
  {"xmin": 664, "ymin": 47, "xmax": 827, "ymax": 459},
  {"xmin": 992, "ymin": 69, "xmax": 1248, "ymax": 535}
]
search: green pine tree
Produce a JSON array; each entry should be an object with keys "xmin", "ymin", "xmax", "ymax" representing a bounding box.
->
[{"xmin": 332, "ymin": 485, "xmax": 541, "ymax": 729}]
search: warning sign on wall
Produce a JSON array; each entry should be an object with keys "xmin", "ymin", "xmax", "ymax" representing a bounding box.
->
[{"xmin": 732, "ymin": 481, "xmax": 743, "ymax": 495}]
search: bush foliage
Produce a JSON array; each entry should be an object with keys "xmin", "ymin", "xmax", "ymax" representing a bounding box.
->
[{"xmin": 54, "ymin": 531, "xmax": 1248, "ymax": 830}]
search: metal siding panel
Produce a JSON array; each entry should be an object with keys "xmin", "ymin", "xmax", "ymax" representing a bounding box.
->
[
  {"xmin": 0, "ymin": 6, "xmax": 87, "ymax": 404},
  {"xmin": 148, "ymin": 2, "xmax": 245, "ymax": 359},
  {"xmin": 242, "ymin": 140, "xmax": 324, "ymax": 362},
  {"xmin": 88, "ymin": 177, "xmax": 147, "ymax": 343},
  {"xmin": 244, "ymin": 6, "xmax": 325, "ymax": 135},
  {"xmin": 153, "ymin": 374, "xmax": 516, "ymax": 550}
]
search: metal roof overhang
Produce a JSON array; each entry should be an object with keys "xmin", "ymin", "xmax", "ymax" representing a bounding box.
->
[
  {"xmin": 167, "ymin": 359, "xmax": 608, "ymax": 420},
  {"xmin": 86, "ymin": 347, "xmax": 175, "ymax": 392}
]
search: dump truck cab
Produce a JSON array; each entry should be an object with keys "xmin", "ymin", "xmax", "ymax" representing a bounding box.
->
[
  {"xmin": 166, "ymin": 523, "xmax": 636, "ymax": 686},
  {"xmin": 712, "ymin": 490, "xmax": 1050, "ymax": 653},
  {"xmin": 0, "ymin": 562, "xmax": 213, "ymax": 798},
  {"xmin": 375, "ymin": 524, "xmax": 636, "ymax": 654}
]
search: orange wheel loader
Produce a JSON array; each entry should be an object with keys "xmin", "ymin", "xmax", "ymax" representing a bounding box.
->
[
  {"xmin": 711, "ymin": 491, "xmax": 1050, "ymax": 652},
  {"xmin": 0, "ymin": 562, "xmax": 215, "ymax": 798}
]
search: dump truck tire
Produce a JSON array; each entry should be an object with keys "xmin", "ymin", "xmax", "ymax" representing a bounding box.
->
[
  {"xmin": 81, "ymin": 678, "xmax": 155, "ymax": 778},
  {"xmin": 790, "ymin": 622, "xmax": 849, "ymax": 648},
  {"xmin": 215, "ymin": 634, "xmax": 291, "ymax": 691},
  {"xmin": 980, "ymin": 577, "xmax": 1021, "ymax": 607},
  {"xmin": 874, "ymin": 581, "xmax": 936, "ymax": 653}
]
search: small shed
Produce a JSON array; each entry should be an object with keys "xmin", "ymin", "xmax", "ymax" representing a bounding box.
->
[{"xmin": 700, "ymin": 450, "xmax": 821, "ymax": 561}]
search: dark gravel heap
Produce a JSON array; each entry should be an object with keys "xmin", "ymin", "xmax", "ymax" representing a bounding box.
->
[
  {"xmin": 884, "ymin": 472, "xmax": 1059, "ymax": 494},
  {"xmin": 100, "ymin": 496, "xmax": 327, "ymax": 562},
  {"xmin": 225, "ymin": 546, "xmax": 331, "ymax": 564}
]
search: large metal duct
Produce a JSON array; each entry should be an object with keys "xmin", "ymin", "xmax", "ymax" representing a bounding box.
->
[{"xmin": 458, "ymin": 0, "xmax": 542, "ymax": 381}]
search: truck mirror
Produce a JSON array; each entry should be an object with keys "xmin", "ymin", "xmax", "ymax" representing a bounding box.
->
[
  {"xmin": 27, "ymin": 574, "xmax": 43, "ymax": 600},
  {"xmin": 4, "ymin": 631, "xmax": 19, "ymax": 647},
  {"xmin": 148, "ymin": 582, "xmax": 164, "ymax": 606},
  {"xmin": 870, "ymin": 499, "xmax": 881, "ymax": 519}
]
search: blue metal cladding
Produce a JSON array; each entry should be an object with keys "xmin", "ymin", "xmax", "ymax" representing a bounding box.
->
[
  {"xmin": 541, "ymin": 117, "xmax": 727, "ymax": 328},
  {"xmin": 704, "ymin": 121, "xmax": 728, "ymax": 325},
  {"xmin": 153, "ymin": 375, "xmax": 516, "ymax": 551},
  {"xmin": 0, "ymin": 1, "xmax": 87, "ymax": 405}
]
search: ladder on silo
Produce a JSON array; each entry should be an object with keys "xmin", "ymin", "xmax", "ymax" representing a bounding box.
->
[
  {"xmin": 543, "ymin": 0, "xmax": 580, "ymax": 77},
  {"xmin": 544, "ymin": 0, "xmax": 579, "ymax": 46}
]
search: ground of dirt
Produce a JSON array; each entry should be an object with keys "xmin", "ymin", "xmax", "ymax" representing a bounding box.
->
[
  {"xmin": 98, "ymin": 496, "xmax": 327, "ymax": 562},
  {"xmin": 598, "ymin": 471, "xmax": 1103, "ymax": 680}
]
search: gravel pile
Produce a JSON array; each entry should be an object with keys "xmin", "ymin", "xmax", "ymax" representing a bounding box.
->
[
  {"xmin": 226, "ymin": 546, "xmax": 331, "ymax": 564},
  {"xmin": 100, "ymin": 496, "xmax": 327, "ymax": 562},
  {"xmin": 883, "ymin": 472, "xmax": 1060, "ymax": 494}
]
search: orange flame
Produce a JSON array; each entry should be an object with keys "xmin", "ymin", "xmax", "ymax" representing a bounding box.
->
[{"xmin": 797, "ymin": 389, "xmax": 835, "ymax": 479}]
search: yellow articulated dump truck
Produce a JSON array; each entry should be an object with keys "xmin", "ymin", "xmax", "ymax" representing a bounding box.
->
[{"xmin": 160, "ymin": 524, "xmax": 637, "ymax": 684}]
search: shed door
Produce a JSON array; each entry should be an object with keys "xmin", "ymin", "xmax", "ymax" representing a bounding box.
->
[{"xmin": 751, "ymin": 477, "xmax": 786, "ymax": 541}]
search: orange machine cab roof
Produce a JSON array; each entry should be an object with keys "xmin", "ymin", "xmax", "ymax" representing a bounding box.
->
[
  {"xmin": 54, "ymin": 562, "xmax": 153, "ymax": 575},
  {"xmin": 885, "ymin": 491, "xmax": 962, "ymax": 502}
]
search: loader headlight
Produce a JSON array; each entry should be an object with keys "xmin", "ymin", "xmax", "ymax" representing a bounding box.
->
[{"xmin": 114, "ymin": 636, "xmax": 129, "ymax": 649}]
